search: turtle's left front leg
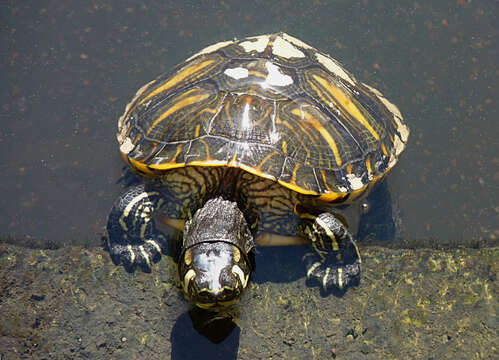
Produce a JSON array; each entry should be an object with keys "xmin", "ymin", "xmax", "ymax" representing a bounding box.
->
[
  {"xmin": 298, "ymin": 212, "xmax": 361, "ymax": 291},
  {"xmin": 103, "ymin": 184, "xmax": 170, "ymax": 272}
]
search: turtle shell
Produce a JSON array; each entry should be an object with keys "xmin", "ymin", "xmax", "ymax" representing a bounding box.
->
[{"xmin": 118, "ymin": 32, "xmax": 409, "ymax": 202}]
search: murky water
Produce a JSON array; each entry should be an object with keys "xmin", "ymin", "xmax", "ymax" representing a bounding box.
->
[{"xmin": 1, "ymin": 0, "xmax": 496, "ymax": 248}]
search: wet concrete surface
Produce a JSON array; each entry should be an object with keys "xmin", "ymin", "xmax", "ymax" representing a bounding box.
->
[{"xmin": 0, "ymin": 243, "xmax": 496, "ymax": 359}]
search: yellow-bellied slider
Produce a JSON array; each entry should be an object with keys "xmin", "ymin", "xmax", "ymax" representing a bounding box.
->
[{"xmin": 105, "ymin": 33, "xmax": 409, "ymax": 309}]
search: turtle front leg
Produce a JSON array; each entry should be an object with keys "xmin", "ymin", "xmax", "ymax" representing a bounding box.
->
[
  {"xmin": 298, "ymin": 212, "xmax": 361, "ymax": 291},
  {"xmin": 103, "ymin": 184, "xmax": 169, "ymax": 272}
]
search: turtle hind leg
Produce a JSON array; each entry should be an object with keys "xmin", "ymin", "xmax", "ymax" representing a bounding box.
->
[
  {"xmin": 103, "ymin": 184, "xmax": 170, "ymax": 272},
  {"xmin": 298, "ymin": 212, "xmax": 361, "ymax": 292}
]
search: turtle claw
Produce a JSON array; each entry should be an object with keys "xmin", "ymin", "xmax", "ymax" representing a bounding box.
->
[
  {"xmin": 104, "ymin": 233, "xmax": 168, "ymax": 273},
  {"xmin": 303, "ymin": 252, "xmax": 360, "ymax": 292}
]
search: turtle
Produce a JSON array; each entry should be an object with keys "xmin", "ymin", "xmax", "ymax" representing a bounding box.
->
[{"xmin": 104, "ymin": 32, "xmax": 409, "ymax": 309}]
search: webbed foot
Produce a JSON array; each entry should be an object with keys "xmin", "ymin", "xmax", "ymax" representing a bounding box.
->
[
  {"xmin": 299, "ymin": 212, "xmax": 361, "ymax": 291},
  {"xmin": 104, "ymin": 184, "xmax": 169, "ymax": 272}
]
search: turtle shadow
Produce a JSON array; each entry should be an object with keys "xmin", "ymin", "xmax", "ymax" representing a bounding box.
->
[{"xmin": 170, "ymin": 307, "xmax": 240, "ymax": 359}]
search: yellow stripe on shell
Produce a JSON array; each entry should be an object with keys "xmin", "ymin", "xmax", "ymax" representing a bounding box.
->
[
  {"xmin": 319, "ymin": 169, "xmax": 335, "ymax": 194},
  {"xmin": 290, "ymin": 163, "xmax": 301, "ymax": 187},
  {"xmin": 118, "ymin": 79, "xmax": 156, "ymax": 132},
  {"xmin": 139, "ymin": 59, "xmax": 215, "ymax": 105},
  {"xmin": 146, "ymin": 92, "xmax": 211, "ymax": 136},
  {"xmin": 276, "ymin": 116, "xmax": 313, "ymax": 160},
  {"xmin": 281, "ymin": 140, "xmax": 288, "ymax": 154},
  {"xmin": 126, "ymin": 155, "xmax": 356, "ymax": 200},
  {"xmin": 290, "ymin": 107, "xmax": 342, "ymax": 167},
  {"xmin": 317, "ymin": 192, "xmax": 347, "ymax": 202},
  {"xmin": 312, "ymin": 74, "xmax": 380, "ymax": 141},
  {"xmin": 228, "ymin": 152, "xmax": 238, "ymax": 167},
  {"xmin": 381, "ymin": 142, "xmax": 388, "ymax": 156}
]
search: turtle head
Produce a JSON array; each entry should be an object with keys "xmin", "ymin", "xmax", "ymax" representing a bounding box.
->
[{"xmin": 179, "ymin": 198, "xmax": 254, "ymax": 309}]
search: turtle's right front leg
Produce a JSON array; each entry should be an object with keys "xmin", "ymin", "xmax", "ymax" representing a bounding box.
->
[
  {"xmin": 104, "ymin": 184, "xmax": 170, "ymax": 272},
  {"xmin": 298, "ymin": 212, "xmax": 361, "ymax": 291}
]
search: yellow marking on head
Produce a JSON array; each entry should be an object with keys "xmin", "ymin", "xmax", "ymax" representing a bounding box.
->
[
  {"xmin": 312, "ymin": 74, "xmax": 380, "ymax": 141},
  {"xmin": 291, "ymin": 108, "xmax": 342, "ymax": 167},
  {"xmin": 233, "ymin": 247, "xmax": 241, "ymax": 263},
  {"xmin": 232, "ymin": 265, "xmax": 249, "ymax": 288},
  {"xmin": 184, "ymin": 248, "xmax": 192, "ymax": 266},
  {"xmin": 139, "ymin": 59, "xmax": 215, "ymax": 105},
  {"xmin": 183, "ymin": 269, "xmax": 196, "ymax": 293},
  {"xmin": 146, "ymin": 92, "xmax": 210, "ymax": 136},
  {"xmin": 346, "ymin": 164, "xmax": 353, "ymax": 174}
]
